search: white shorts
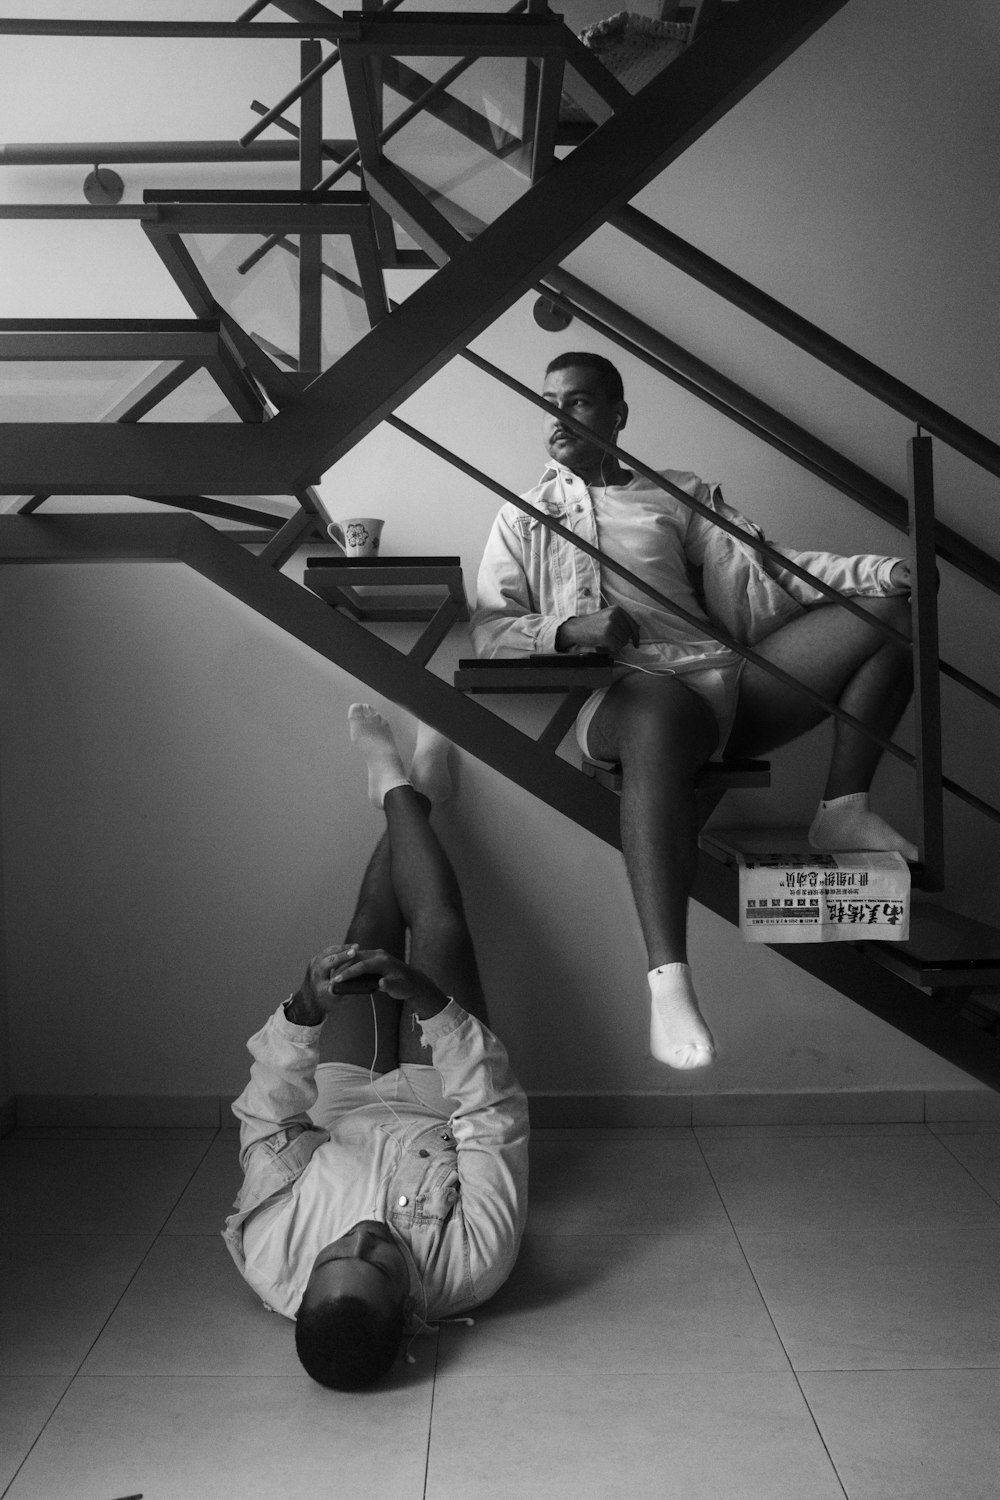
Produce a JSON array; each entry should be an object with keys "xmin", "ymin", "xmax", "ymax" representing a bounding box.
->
[
  {"xmin": 575, "ymin": 660, "xmax": 746, "ymax": 766},
  {"xmin": 311, "ymin": 1061, "xmax": 451, "ymax": 1129}
]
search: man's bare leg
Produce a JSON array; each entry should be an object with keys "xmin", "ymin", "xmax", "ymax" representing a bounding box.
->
[
  {"xmin": 319, "ymin": 706, "xmax": 456, "ymax": 1069},
  {"xmin": 727, "ymin": 596, "xmax": 917, "ymax": 858},
  {"xmin": 318, "ymin": 827, "xmax": 406, "ymax": 1070},
  {"xmin": 347, "ymin": 706, "xmax": 487, "ymax": 1067},
  {"xmin": 587, "ymin": 673, "xmax": 720, "ymax": 1068}
]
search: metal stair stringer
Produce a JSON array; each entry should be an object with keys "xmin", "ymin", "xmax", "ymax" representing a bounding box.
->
[
  {"xmin": 5, "ymin": 509, "xmax": 1000, "ymax": 1092},
  {"xmin": 0, "ymin": 510, "xmax": 621, "ymax": 852}
]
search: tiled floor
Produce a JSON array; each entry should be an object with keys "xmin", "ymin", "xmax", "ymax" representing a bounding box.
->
[{"xmin": 3, "ymin": 1121, "xmax": 1000, "ymax": 1499}]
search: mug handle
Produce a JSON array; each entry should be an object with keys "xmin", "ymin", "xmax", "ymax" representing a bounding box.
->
[{"xmin": 327, "ymin": 521, "xmax": 346, "ymax": 554}]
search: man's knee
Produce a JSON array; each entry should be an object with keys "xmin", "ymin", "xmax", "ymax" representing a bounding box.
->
[
  {"xmin": 411, "ymin": 902, "xmax": 470, "ymax": 956},
  {"xmin": 611, "ymin": 677, "xmax": 717, "ymax": 761}
]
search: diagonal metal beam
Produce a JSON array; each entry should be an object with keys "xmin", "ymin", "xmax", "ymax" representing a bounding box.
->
[
  {"xmin": 264, "ymin": 0, "xmax": 851, "ymax": 487},
  {"xmin": 0, "ymin": 512, "xmax": 622, "ymax": 844}
]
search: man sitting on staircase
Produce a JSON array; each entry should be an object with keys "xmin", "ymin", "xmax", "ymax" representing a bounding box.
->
[
  {"xmin": 224, "ymin": 706, "xmax": 528, "ymax": 1389},
  {"xmin": 472, "ymin": 351, "xmax": 915, "ymax": 1071}
]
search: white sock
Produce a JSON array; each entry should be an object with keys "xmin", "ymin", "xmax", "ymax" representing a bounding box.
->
[
  {"xmin": 409, "ymin": 722, "xmax": 453, "ymax": 805},
  {"xmin": 348, "ymin": 703, "xmax": 411, "ymax": 809},
  {"xmin": 808, "ymin": 792, "xmax": 918, "ymax": 861},
  {"xmin": 648, "ymin": 963, "xmax": 715, "ymax": 1070}
]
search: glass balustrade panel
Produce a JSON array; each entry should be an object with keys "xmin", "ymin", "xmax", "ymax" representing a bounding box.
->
[
  {"xmin": 182, "ymin": 231, "xmax": 375, "ymax": 374},
  {"xmin": 0, "ymin": 359, "xmax": 178, "ymax": 422},
  {"xmin": 379, "ymin": 53, "xmax": 542, "ymax": 238}
]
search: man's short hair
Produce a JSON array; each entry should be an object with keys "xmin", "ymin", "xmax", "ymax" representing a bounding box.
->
[
  {"xmin": 295, "ymin": 1294, "xmax": 407, "ymax": 1391},
  {"xmin": 545, "ymin": 351, "xmax": 625, "ymax": 406}
]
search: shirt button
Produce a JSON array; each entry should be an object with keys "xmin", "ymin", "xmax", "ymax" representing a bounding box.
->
[
  {"xmin": 418, "ymin": 1149, "xmax": 429, "ymax": 1158},
  {"xmin": 398, "ymin": 1195, "xmax": 409, "ymax": 1207},
  {"xmin": 581, "ymin": 587, "xmax": 592, "ymax": 597}
]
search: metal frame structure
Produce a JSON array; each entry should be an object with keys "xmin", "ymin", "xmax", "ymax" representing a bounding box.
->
[{"xmin": 3, "ymin": 0, "xmax": 1000, "ymax": 1081}]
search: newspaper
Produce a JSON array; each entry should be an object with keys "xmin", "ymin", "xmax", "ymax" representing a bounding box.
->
[{"xmin": 737, "ymin": 849, "xmax": 910, "ymax": 943}]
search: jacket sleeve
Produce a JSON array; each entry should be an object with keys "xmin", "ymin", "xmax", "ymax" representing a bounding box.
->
[
  {"xmin": 231, "ymin": 1006, "xmax": 329, "ymax": 1178},
  {"xmin": 419, "ymin": 1001, "xmax": 530, "ymax": 1305},
  {"xmin": 685, "ymin": 482, "xmax": 906, "ymax": 602},
  {"xmin": 471, "ymin": 507, "xmax": 562, "ymax": 657},
  {"xmin": 765, "ymin": 546, "xmax": 906, "ymax": 604}
]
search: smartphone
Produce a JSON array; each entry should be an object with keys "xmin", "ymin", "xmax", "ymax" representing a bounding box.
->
[{"xmin": 331, "ymin": 973, "xmax": 380, "ymax": 993}]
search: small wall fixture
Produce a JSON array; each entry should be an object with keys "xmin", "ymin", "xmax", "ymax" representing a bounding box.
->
[
  {"xmin": 533, "ymin": 295, "xmax": 573, "ymax": 332},
  {"xmin": 83, "ymin": 166, "xmax": 124, "ymax": 205}
]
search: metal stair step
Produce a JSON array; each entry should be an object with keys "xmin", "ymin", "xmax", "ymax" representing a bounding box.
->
[
  {"xmin": 303, "ymin": 554, "xmax": 467, "ymax": 623},
  {"xmin": 454, "ymin": 653, "xmax": 614, "ymax": 693},
  {"xmin": 701, "ymin": 825, "xmax": 1000, "ymax": 991},
  {"xmin": 582, "ymin": 756, "xmax": 771, "ymax": 792},
  {"xmin": 860, "ymin": 902, "xmax": 1000, "ymax": 991}
]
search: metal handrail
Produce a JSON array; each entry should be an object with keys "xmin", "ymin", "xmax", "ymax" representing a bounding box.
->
[
  {"xmin": 535, "ymin": 267, "xmax": 1000, "ymax": 600},
  {"xmin": 613, "ymin": 206, "xmax": 1000, "ymax": 485},
  {"xmin": 384, "ymin": 410, "xmax": 1000, "ymax": 829},
  {"xmin": 385, "ymin": 414, "xmax": 912, "ymax": 763},
  {"xmin": 461, "ymin": 349, "xmax": 912, "ymax": 650}
]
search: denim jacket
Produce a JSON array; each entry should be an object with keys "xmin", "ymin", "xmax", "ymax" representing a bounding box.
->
[
  {"xmin": 222, "ymin": 1000, "xmax": 529, "ymax": 1322},
  {"xmin": 472, "ymin": 464, "xmax": 904, "ymax": 665}
]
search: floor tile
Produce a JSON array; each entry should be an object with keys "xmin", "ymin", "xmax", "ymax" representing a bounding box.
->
[
  {"xmin": 934, "ymin": 1131, "xmax": 1000, "ymax": 1204},
  {"xmin": 5, "ymin": 1374, "xmax": 433, "ymax": 1500},
  {"xmin": 0, "ymin": 1135, "xmax": 214, "ymax": 1234},
  {"xmin": 0, "ymin": 1378, "xmax": 68, "ymax": 1492},
  {"xmin": 801, "ymin": 1369, "xmax": 1000, "ymax": 1500},
  {"xmin": 528, "ymin": 1134, "xmax": 730, "ymax": 1234},
  {"xmin": 426, "ymin": 1372, "xmax": 844, "ymax": 1500},
  {"xmin": 161, "ymin": 1135, "xmax": 243, "ymax": 1234},
  {"xmin": 698, "ymin": 1131, "xmax": 1000, "ymax": 1230},
  {"xmin": 81, "ymin": 1236, "xmax": 304, "ymax": 1378},
  {"xmin": 740, "ymin": 1225, "xmax": 1000, "ymax": 1369},
  {"xmin": 435, "ymin": 1232, "xmax": 788, "ymax": 1376},
  {"xmin": 0, "ymin": 1235, "xmax": 153, "ymax": 1379}
]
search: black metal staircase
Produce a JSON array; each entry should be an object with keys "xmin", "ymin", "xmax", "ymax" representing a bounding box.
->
[{"xmin": 2, "ymin": 0, "xmax": 1000, "ymax": 1089}]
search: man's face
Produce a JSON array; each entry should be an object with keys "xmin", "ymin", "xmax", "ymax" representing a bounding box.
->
[
  {"xmin": 301, "ymin": 1220, "xmax": 411, "ymax": 1319},
  {"xmin": 541, "ymin": 364, "xmax": 625, "ymax": 480}
]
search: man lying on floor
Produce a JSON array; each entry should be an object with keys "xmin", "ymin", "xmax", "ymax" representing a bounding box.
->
[{"xmin": 223, "ymin": 707, "xmax": 529, "ymax": 1390}]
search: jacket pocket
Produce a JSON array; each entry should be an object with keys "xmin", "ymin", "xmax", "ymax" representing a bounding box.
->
[{"xmin": 389, "ymin": 1149, "xmax": 462, "ymax": 1227}]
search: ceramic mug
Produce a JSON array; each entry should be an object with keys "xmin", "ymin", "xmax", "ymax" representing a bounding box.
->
[{"xmin": 327, "ymin": 517, "xmax": 384, "ymax": 557}]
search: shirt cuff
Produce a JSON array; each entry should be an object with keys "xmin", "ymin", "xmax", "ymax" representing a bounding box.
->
[
  {"xmin": 417, "ymin": 997, "xmax": 471, "ymax": 1046},
  {"xmin": 534, "ymin": 616, "xmax": 562, "ymax": 654},
  {"xmin": 877, "ymin": 557, "xmax": 906, "ymax": 591},
  {"xmin": 274, "ymin": 998, "xmax": 325, "ymax": 1038}
]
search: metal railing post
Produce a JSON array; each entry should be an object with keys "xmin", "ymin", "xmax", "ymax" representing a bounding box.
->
[
  {"xmin": 299, "ymin": 40, "xmax": 324, "ymax": 375},
  {"xmin": 908, "ymin": 431, "xmax": 945, "ymax": 888}
]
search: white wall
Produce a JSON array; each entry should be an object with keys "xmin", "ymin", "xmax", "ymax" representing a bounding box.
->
[{"xmin": 2, "ymin": 0, "xmax": 997, "ymax": 1103}]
